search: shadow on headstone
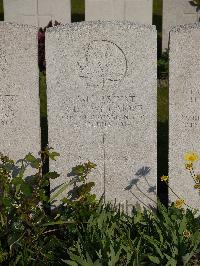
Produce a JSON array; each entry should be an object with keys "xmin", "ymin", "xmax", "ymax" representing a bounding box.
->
[
  {"xmin": 189, "ymin": 0, "xmax": 200, "ymax": 20},
  {"xmin": 189, "ymin": 0, "xmax": 200, "ymax": 12},
  {"xmin": 124, "ymin": 166, "xmax": 156, "ymax": 211}
]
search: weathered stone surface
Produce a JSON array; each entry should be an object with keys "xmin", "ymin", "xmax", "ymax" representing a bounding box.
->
[
  {"xmin": 0, "ymin": 22, "xmax": 40, "ymax": 161},
  {"xmin": 46, "ymin": 21, "xmax": 157, "ymax": 211},
  {"xmin": 3, "ymin": 0, "xmax": 71, "ymax": 27},
  {"xmin": 162, "ymin": 0, "xmax": 200, "ymax": 51},
  {"xmin": 169, "ymin": 24, "xmax": 200, "ymax": 210},
  {"xmin": 85, "ymin": 0, "xmax": 152, "ymax": 24}
]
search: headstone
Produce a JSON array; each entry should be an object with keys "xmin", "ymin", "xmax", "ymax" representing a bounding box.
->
[
  {"xmin": 3, "ymin": 0, "xmax": 71, "ymax": 27},
  {"xmin": 46, "ymin": 21, "xmax": 157, "ymax": 211},
  {"xmin": 162, "ymin": 0, "xmax": 200, "ymax": 51},
  {"xmin": 85, "ymin": 0, "xmax": 152, "ymax": 24},
  {"xmin": 0, "ymin": 22, "xmax": 40, "ymax": 161},
  {"xmin": 169, "ymin": 24, "xmax": 200, "ymax": 210}
]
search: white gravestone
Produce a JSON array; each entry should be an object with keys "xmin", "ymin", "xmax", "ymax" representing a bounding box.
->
[
  {"xmin": 0, "ymin": 22, "xmax": 40, "ymax": 160},
  {"xmin": 162, "ymin": 0, "xmax": 200, "ymax": 51},
  {"xmin": 85, "ymin": 0, "xmax": 152, "ymax": 24},
  {"xmin": 3, "ymin": 0, "xmax": 71, "ymax": 27},
  {"xmin": 46, "ymin": 22, "xmax": 157, "ymax": 211},
  {"xmin": 169, "ymin": 24, "xmax": 200, "ymax": 210}
]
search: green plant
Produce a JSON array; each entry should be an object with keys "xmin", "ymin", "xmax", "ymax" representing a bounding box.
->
[
  {"xmin": 157, "ymin": 50, "xmax": 169, "ymax": 79},
  {"xmin": 0, "ymin": 149, "xmax": 199, "ymax": 265},
  {"xmin": 0, "ymin": 148, "xmax": 98, "ymax": 264},
  {"xmin": 191, "ymin": 0, "xmax": 200, "ymax": 9},
  {"xmin": 0, "ymin": 148, "xmax": 62, "ymax": 264},
  {"xmin": 66, "ymin": 201, "xmax": 200, "ymax": 265},
  {"xmin": 184, "ymin": 152, "xmax": 200, "ymax": 193}
]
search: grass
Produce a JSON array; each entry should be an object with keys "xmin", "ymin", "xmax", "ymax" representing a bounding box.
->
[
  {"xmin": 71, "ymin": 0, "xmax": 85, "ymax": 22},
  {"xmin": 153, "ymin": 0, "xmax": 163, "ymax": 56},
  {"xmin": 153, "ymin": 0, "xmax": 162, "ymax": 32}
]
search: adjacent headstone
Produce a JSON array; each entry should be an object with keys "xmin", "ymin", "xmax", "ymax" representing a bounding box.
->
[
  {"xmin": 169, "ymin": 24, "xmax": 200, "ymax": 210},
  {"xmin": 162, "ymin": 0, "xmax": 200, "ymax": 51},
  {"xmin": 46, "ymin": 21, "xmax": 157, "ymax": 211},
  {"xmin": 0, "ymin": 22, "xmax": 40, "ymax": 160},
  {"xmin": 3, "ymin": 0, "xmax": 71, "ymax": 27},
  {"xmin": 85, "ymin": 0, "xmax": 153, "ymax": 24}
]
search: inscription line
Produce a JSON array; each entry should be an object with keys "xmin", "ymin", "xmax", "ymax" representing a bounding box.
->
[{"xmin": 0, "ymin": 95, "xmax": 18, "ymax": 97}]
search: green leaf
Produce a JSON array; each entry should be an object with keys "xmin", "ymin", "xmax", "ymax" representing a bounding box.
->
[
  {"xmin": 48, "ymin": 151, "xmax": 60, "ymax": 161},
  {"xmin": 85, "ymin": 161, "xmax": 97, "ymax": 169},
  {"xmin": 73, "ymin": 165, "xmax": 85, "ymax": 175},
  {"xmin": 17, "ymin": 165, "xmax": 26, "ymax": 179},
  {"xmin": 49, "ymin": 181, "xmax": 71, "ymax": 203},
  {"xmin": 148, "ymin": 255, "xmax": 160, "ymax": 264},
  {"xmin": 41, "ymin": 220, "xmax": 75, "ymax": 226},
  {"xmin": 25, "ymin": 153, "xmax": 40, "ymax": 169},
  {"xmin": 164, "ymin": 253, "xmax": 177, "ymax": 266},
  {"xmin": 93, "ymin": 260, "xmax": 101, "ymax": 266},
  {"xmin": 191, "ymin": 231, "xmax": 200, "ymax": 245},
  {"xmin": 178, "ymin": 216, "xmax": 187, "ymax": 235},
  {"xmin": 61, "ymin": 260, "xmax": 78, "ymax": 266},
  {"xmin": 21, "ymin": 182, "xmax": 32, "ymax": 196},
  {"xmin": 108, "ymin": 245, "xmax": 121, "ymax": 266},
  {"xmin": 183, "ymin": 251, "xmax": 196, "ymax": 266},
  {"xmin": 77, "ymin": 182, "xmax": 95, "ymax": 196},
  {"xmin": 0, "ymin": 213, "xmax": 5, "ymax": 226},
  {"xmin": 44, "ymin": 171, "xmax": 60, "ymax": 179},
  {"xmin": 144, "ymin": 236, "xmax": 164, "ymax": 259},
  {"xmin": 68, "ymin": 251, "xmax": 90, "ymax": 266},
  {"xmin": 3, "ymin": 197, "xmax": 11, "ymax": 207},
  {"xmin": 85, "ymin": 252, "xmax": 94, "ymax": 265}
]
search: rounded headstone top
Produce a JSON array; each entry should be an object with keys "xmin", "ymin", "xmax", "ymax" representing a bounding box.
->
[
  {"xmin": 0, "ymin": 21, "xmax": 38, "ymax": 32},
  {"xmin": 170, "ymin": 22, "xmax": 200, "ymax": 34},
  {"xmin": 46, "ymin": 20, "xmax": 156, "ymax": 34}
]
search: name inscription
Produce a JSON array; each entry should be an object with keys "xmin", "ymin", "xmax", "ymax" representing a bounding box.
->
[{"xmin": 62, "ymin": 94, "xmax": 144, "ymax": 128}]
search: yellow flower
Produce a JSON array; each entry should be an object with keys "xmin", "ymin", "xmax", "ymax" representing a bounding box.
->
[
  {"xmin": 195, "ymin": 174, "xmax": 200, "ymax": 181},
  {"xmin": 174, "ymin": 199, "xmax": 185, "ymax": 209},
  {"xmin": 184, "ymin": 152, "xmax": 199, "ymax": 162},
  {"xmin": 160, "ymin": 175, "xmax": 169, "ymax": 182},
  {"xmin": 185, "ymin": 163, "xmax": 193, "ymax": 170},
  {"xmin": 194, "ymin": 184, "xmax": 200, "ymax": 189},
  {"xmin": 183, "ymin": 229, "xmax": 191, "ymax": 238}
]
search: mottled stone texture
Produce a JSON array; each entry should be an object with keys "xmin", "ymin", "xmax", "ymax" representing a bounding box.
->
[
  {"xmin": 169, "ymin": 24, "xmax": 200, "ymax": 210},
  {"xmin": 46, "ymin": 21, "xmax": 157, "ymax": 210},
  {"xmin": 162, "ymin": 0, "xmax": 200, "ymax": 51},
  {"xmin": 0, "ymin": 22, "xmax": 40, "ymax": 160},
  {"xmin": 85, "ymin": 0, "xmax": 152, "ymax": 24},
  {"xmin": 3, "ymin": 0, "xmax": 71, "ymax": 27}
]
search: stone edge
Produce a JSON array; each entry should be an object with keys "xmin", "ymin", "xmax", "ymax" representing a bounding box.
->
[
  {"xmin": 46, "ymin": 20, "xmax": 156, "ymax": 34},
  {"xmin": 170, "ymin": 22, "xmax": 200, "ymax": 34},
  {"xmin": 0, "ymin": 21, "xmax": 38, "ymax": 32}
]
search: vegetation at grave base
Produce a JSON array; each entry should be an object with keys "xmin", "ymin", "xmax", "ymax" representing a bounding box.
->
[
  {"xmin": 157, "ymin": 84, "xmax": 168, "ymax": 123},
  {"xmin": 0, "ymin": 148, "xmax": 98, "ymax": 265},
  {"xmin": 158, "ymin": 50, "xmax": 169, "ymax": 80},
  {"xmin": 0, "ymin": 149, "xmax": 200, "ymax": 265}
]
